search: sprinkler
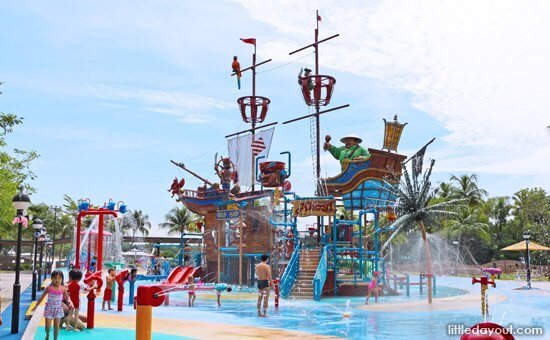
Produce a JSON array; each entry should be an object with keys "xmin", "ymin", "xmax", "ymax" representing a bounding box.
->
[
  {"xmin": 342, "ymin": 299, "xmax": 353, "ymax": 318},
  {"xmin": 472, "ymin": 276, "xmax": 496, "ymax": 317}
]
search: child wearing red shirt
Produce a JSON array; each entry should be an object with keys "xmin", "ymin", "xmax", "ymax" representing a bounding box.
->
[{"xmin": 67, "ymin": 269, "xmax": 94, "ymax": 331}]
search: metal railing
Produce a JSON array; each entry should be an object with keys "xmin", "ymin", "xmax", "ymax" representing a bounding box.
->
[
  {"xmin": 279, "ymin": 243, "xmax": 301, "ymax": 298},
  {"xmin": 313, "ymin": 245, "xmax": 330, "ymax": 300}
]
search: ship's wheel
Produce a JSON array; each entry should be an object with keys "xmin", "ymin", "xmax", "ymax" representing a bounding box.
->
[{"xmin": 214, "ymin": 158, "xmax": 236, "ymax": 179}]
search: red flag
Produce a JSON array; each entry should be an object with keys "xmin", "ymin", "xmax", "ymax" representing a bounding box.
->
[
  {"xmin": 317, "ymin": 15, "xmax": 322, "ymax": 22},
  {"xmin": 240, "ymin": 38, "xmax": 256, "ymax": 46}
]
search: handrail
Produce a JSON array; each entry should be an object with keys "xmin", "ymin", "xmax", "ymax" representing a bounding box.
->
[
  {"xmin": 279, "ymin": 243, "xmax": 301, "ymax": 298},
  {"xmin": 313, "ymin": 245, "xmax": 330, "ymax": 301}
]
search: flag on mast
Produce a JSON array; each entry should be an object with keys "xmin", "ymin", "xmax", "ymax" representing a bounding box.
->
[
  {"xmin": 240, "ymin": 38, "xmax": 256, "ymax": 46},
  {"xmin": 411, "ymin": 145, "xmax": 427, "ymax": 179},
  {"xmin": 317, "ymin": 14, "xmax": 322, "ymax": 22}
]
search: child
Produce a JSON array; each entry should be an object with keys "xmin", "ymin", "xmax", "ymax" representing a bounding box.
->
[
  {"xmin": 187, "ymin": 276, "xmax": 196, "ymax": 307},
  {"xmin": 34, "ymin": 270, "xmax": 73, "ymax": 340},
  {"xmin": 214, "ymin": 283, "xmax": 232, "ymax": 307},
  {"xmin": 365, "ymin": 271, "xmax": 381, "ymax": 304},
  {"xmin": 102, "ymin": 268, "xmax": 116, "ymax": 311},
  {"xmin": 60, "ymin": 295, "xmax": 87, "ymax": 331},
  {"xmin": 66, "ymin": 269, "xmax": 94, "ymax": 331}
]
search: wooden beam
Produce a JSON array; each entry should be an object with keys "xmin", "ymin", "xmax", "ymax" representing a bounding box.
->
[
  {"xmin": 225, "ymin": 121, "xmax": 278, "ymax": 138},
  {"xmin": 289, "ymin": 34, "xmax": 339, "ymax": 55},
  {"xmin": 231, "ymin": 59, "xmax": 273, "ymax": 76},
  {"xmin": 282, "ymin": 104, "xmax": 350, "ymax": 125}
]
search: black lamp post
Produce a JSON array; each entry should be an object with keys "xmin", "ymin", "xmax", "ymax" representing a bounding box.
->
[
  {"xmin": 50, "ymin": 206, "xmax": 60, "ymax": 270},
  {"xmin": 45, "ymin": 238, "xmax": 53, "ymax": 276},
  {"xmin": 523, "ymin": 230, "xmax": 532, "ymax": 289},
  {"xmin": 37, "ymin": 227, "xmax": 46, "ymax": 290},
  {"xmin": 31, "ymin": 218, "xmax": 44, "ymax": 301},
  {"xmin": 43, "ymin": 234, "xmax": 51, "ymax": 279},
  {"xmin": 11, "ymin": 185, "xmax": 31, "ymax": 334}
]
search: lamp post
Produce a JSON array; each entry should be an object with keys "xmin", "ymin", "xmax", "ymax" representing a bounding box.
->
[
  {"xmin": 43, "ymin": 234, "xmax": 51, "ymax": 279},
  {"xmin": 523, "ymin": 230, "xmax": 532, "ymax": 289},
  {"xmin": 31, "ymin": 218, "xmax": 44, "ymax": 300},
  {"xmin": 50, "ymin": 206, "xmax": 60, "ymax": 271},
  {"xmin": 11, "ymin": 185, "xmax": 31, "ymax": 334},
  {"xmin": 37, "ymin": 227, "xmax": 47, "ymax": 290},
  {"xmin": 45, "ymin": 239, "xmax": 53, "ymax": 276}
]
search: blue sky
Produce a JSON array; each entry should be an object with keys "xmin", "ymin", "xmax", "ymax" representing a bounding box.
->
[{"xmin": 1, "ymin": 1, "xmax": 549, "ymax": 224}]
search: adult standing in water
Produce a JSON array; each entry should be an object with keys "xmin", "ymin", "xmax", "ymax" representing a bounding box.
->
[{"xmin": 255, "ymin": 254, "xmax": 273, "ymax": 317}]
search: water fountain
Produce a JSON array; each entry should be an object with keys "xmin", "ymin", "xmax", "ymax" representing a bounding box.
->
[{"xmin": 389, "ymin": 232, "xmax": 473, "ymax": 276}]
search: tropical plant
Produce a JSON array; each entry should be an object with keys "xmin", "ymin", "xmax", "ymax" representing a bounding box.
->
[
  {"xmin": 159, "ymin": 206, "xmax": 197, "ymax": 236},
  {"xmin": 381, "ymin": 159, "xmax": 463, "ymax": 303},
  {"xmin": 450, "ymin": 174, "xmax": 488, "ymax": 206},
  {"xmin": 120, "ymin": 210, "xmax": 151, "ymax": 246}
]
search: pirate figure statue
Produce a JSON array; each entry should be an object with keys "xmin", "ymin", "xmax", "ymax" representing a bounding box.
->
[
  {"xmin": 214, "ymin": 157, "xmax": 236, "ymax": 192},
  {"xmin": 298, "ymin": 67, "xmax": 314, "ymax": 91},
  {"xmin": 323, "ymin": 133, "xmax": 370, "ymax": 169}
]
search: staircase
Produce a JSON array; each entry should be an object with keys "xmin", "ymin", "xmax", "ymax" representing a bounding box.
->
[{"xmin": 290, "ymin": 248, "xmax": 321, "ymax": 299}]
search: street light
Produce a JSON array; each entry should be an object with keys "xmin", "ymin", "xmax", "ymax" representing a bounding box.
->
[
  {"xmin": 37, "ymin": 227, "xmax": 47, "ymax": 290},
  {"xmin": 11, "ymin": 185, "xmax": 31, "ymax": 334},
  {"xmin": 31, "ymin": 218, "xmax": 44, "ymax": 300},
  {"xmin": 49, "ymin": 206, "xmax": 60, "ymax": 271},
  {"xmin": 523, "ymin": 230, "xmax": 532, "ymax": 289},
  {"xmin": 43, "ymin": 234, "xmax": 51, "ymax": 279}
]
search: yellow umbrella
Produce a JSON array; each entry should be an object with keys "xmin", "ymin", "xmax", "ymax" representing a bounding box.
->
[{"xmin": 501, "ymin": 240, "xmax": 550, "ymax": 251}]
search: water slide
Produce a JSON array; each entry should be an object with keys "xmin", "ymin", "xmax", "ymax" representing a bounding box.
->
[{"xmin": 166, "ymin": 266, "xmax": 195, "ymax": 285}]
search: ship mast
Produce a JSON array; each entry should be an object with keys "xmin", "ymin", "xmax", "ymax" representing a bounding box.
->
[{"xmin": 230, "ymin": 39, "xmax": 273, "ymax": 192}]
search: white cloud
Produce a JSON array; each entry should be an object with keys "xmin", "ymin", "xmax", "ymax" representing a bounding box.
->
[
  {"xmin": 87, "ymin": 85, "xmax": 233, "ymax": 124},
  {"xmin": 233, "ymin": 0, "xmax": 550, "ymax": 178}
]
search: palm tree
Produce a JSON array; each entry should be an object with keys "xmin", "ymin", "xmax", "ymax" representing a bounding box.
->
[
  {"xmin": 450, "ymin": 174, "xmax": 488, "ymax": 206},
  {"xmin": 121, "ymin": 210, "xmax": 151, "ymax": 246},
  {"xmin": 56, "ymin": 213, "xmax": 75, "ymax": 260},
  {"xmin": 441, "ymin": 206, "xmax": 490, "ymax": 265},
  {"xmin": 434, "ymin": 182, "xmax": 454, "ymax": 199},
  {"xmin": 160, "ymin": 206, "xmax": 197, "ymax": 236},
  {"xmin": 381, "ymin": 159, "xmax": 463, "ymax": 303}
]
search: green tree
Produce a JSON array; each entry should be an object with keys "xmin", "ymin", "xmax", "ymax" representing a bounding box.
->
[
  {"xmin": 160, "ymin": 206, "xmax": 198, "ymax": 236},
  {"xmin": 483, "ymin": 196, "xmax": 512, "ymax": 251},
  {"xmin": 450, "ymin": 174, "xmax": 488, "ymax": 206},
  {"xmin": 511, "ymin": 188, "xmax": 550, "ymax": 264},
  {"xmin": 1, "ymin": 83, "xmax": 39, "ymax": 237},
  {"xmin": 121, "ymin": 210, "xmax": 151, "ymax": 245},
  {"xmin": 440, "ymin": 206, "xmax": 490, "ymax": 264},
  {"xmin": 382, "ymin": 159, "xmax": 463, "ymax": 303}
]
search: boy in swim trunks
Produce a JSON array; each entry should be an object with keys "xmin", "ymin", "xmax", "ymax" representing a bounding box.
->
[
  {"xmin": 255, "ymin": 254, "xmax": 273, "ymax": 317},
  {"xmin": 102, "ymin": 268, "xmax": 116, "ymax": 311}
]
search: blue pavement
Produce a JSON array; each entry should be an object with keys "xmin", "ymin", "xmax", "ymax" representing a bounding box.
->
[{"xmin": 0, "ymin": 285, "xmax": 35, "ymax": 339}]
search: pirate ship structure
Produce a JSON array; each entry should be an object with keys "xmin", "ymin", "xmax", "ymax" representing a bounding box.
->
[{"xmin": 170, "ymin": 12, "xmax": 411, "ymax": 298}]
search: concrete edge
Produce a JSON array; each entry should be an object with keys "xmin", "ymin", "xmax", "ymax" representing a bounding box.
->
[{"xmin": 21, "ymin": 304, "xmax": 44, "ymax": 340}]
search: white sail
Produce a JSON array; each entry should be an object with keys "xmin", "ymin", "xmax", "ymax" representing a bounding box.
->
[{"xmin": 228, "ymin": 127, "xmax": 274, "ymax": 188}]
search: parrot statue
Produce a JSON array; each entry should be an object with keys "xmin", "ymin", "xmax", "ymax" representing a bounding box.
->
[{"xmin": 232, "ymin": 56, "xmax": 241, "ymax": 90}]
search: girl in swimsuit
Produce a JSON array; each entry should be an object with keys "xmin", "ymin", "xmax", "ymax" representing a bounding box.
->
[
  {"xmin": 187, "ymin": 276, "xmax": 196, "ymax": 307},
  {"xmin": 34, "ymin": 270, "xmax": 73, "ymax": 340},
  {"xmin": 365, "ymin": 271, "xmax": 380, "ymax": 304}
]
